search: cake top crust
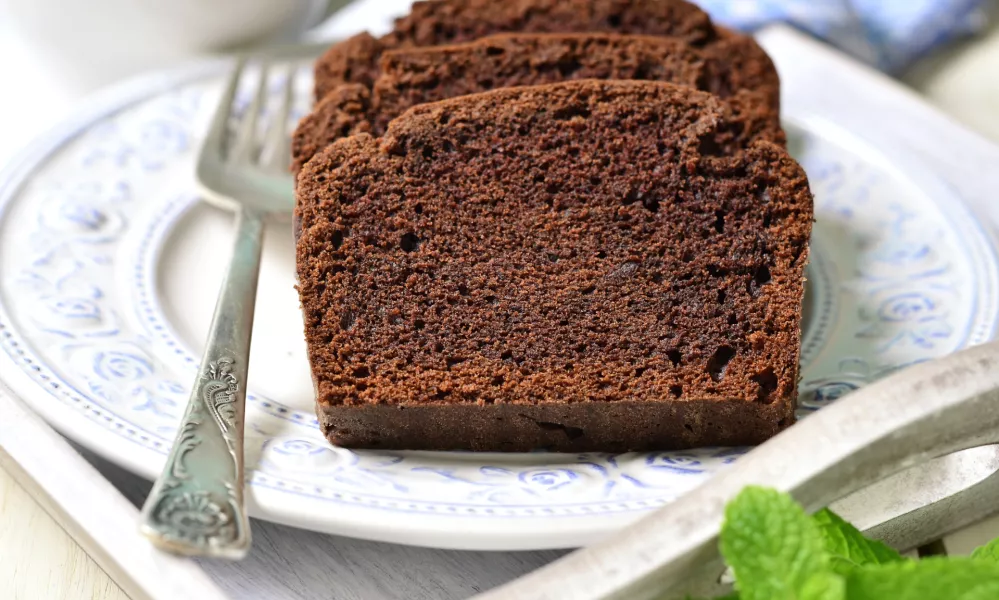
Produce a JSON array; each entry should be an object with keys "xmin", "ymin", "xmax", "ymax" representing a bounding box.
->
[{"xmin": 313, "ymin": 0, "xmax": 720, "ymax": 98}]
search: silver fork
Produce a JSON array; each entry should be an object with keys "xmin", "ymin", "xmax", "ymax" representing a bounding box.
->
[{"xmin": 139, "ymin": 56, "xmax": 297, "ymax": 558}]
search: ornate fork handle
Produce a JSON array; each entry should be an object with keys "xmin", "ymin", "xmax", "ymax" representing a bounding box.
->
[{"xmin": 140, "ymin": 207, "xmax": 264, "ymax": 558}]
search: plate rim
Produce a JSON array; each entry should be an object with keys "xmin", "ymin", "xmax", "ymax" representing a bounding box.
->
[
  {"xmin": 0, "ymin": 56, "xmax": 648, "ymax": 550},
  {"xmin": 5, "ymin": 26, "xmax": 999, "ymax": 550},
  {"xmin": 0, "ymin": 60, "xmax": 232, "ymax": 479}
]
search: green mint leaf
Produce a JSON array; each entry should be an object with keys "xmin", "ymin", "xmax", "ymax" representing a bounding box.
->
[
  {"xmin": 971, "ymin": 537, "xmax": 999, "ymax": 563},
  {"xmin": 799, "ymin": 572, "xmax": 845, "ymax": 600},
  {"xmin": 720, "ymin": 486, "xmax": 828, "ymax": 600},
  {"xmin": 957, "ymin": 581, "xmax": 999, "ymax": 600},
  {"xmin": 811, "ymin": 508, "xmax": 904, "ymax": 575},
  {"xmin": 846, "ymin": 558, "xmax": 999, "ymax": 599}
]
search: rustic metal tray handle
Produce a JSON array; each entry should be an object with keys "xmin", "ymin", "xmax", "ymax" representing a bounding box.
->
[{"xmin": 479, "ymin": 341, "xmax": 999, "ymax": 599}]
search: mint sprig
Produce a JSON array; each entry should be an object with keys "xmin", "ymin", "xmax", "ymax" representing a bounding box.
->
[
  {"xmin": 720, "ymin": 486, "xmax": 828, "ymax": 600},
  {"xmin": 812, "ymin": 508, "xmax": 904, "ymax": 574},
  {"xmin": 971, "ymin": 537, "xmax": 999, "ymax": 563},
  {"xmin": 845, "ymin": 558, "xmax": 999, "ymax": 599},
  {"xmin": 798, "ymin": 572, "xmax": 845, "ymax": 600},
  {"xmin": 706, "ymin": 487, "xmax": 999, "ymax": 600}
]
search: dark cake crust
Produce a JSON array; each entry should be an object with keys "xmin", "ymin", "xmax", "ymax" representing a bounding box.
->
[
  {"xmin": 292, "ymin": 32, "xmax": 782, "ymax": 174},
  {"xmin": 296, "ymin": 80, "xmax": 812, "ymax": 451},
  {"xmin": 313, "ymin": 0, "xmax": 718, "ymax": 99},
  {"xmin": 318, "ymin": 400, "xmax": 792, "ymax": 452}
]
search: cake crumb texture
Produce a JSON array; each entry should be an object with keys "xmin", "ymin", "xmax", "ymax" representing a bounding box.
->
[{"xmin": 295, "ymin": 81, "xmax": 812, "ymax": 451}]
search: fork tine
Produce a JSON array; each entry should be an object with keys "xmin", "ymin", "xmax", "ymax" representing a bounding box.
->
[
  {"xmin": 230, "ymin": 63, "xmax": 269, "ymax": 164},
  {"xmin": 203, "ymin": 57, "xmax": 245, "ymax": 157},
  {"xmin": 261, "ymin": 64, "xmax": 295, "ymax": 172}
]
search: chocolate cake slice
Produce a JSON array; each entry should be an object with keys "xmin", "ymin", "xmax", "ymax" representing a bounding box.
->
[
  {"xmin": 292, "ymin": 32, "xmax": 782, "ymax": 174},
  {"xmin": 295, "ymin": 80, "xmax": 813, "ymax": 452},
  {"xmin": 313, "ymin": 0, "xmax": 721, "ymax": 100}
]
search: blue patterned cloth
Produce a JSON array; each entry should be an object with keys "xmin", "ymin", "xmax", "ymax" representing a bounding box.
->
[{"xmin": 693, "ymin": 0, "xmax": 994, "ymax": 72}]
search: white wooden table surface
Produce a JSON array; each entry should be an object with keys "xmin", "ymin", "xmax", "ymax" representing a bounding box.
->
[{"xmin": 3, "ymin": 4, "xmax": 999, "ymax": 599}]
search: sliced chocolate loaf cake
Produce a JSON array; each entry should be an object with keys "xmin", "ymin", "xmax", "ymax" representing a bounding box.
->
[
  {"xmin": 313, "ymin": 0, "xmax": 719, "ymax": 99},
  {"xmin": 295, "ymin": 80, "xmax": 813, "ymax": 452},
  {"xmin": 292, "ymin": 32, "xmax": 782, "ymax": 174}
]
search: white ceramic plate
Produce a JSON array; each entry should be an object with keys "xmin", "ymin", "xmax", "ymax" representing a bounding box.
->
[{"xmin": 3, "ymin": 27, "xmax": 999, "ymax": 550}]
